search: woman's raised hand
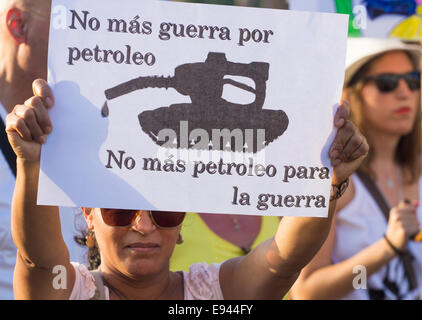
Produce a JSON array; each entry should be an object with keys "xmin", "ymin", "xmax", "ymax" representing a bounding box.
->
[
  {"xmin": 330, "ymin": 101, "xmax": 369, "ymax": 185},
  {"xmin": 386, "ymin": 200, "xmax": 420, "ymax": 252},
  {"xmin": 6, "ymin": 79, "xmax": 54, "ymax": 162}
]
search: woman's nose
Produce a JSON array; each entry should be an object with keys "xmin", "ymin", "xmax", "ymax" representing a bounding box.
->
[
  {"xmin": 395, "ymin": 78, "xmax": 413, "ymax": 97},
  {"xmin": 131, "ymin": 211, "xmax": 156, "ymax": 234}
]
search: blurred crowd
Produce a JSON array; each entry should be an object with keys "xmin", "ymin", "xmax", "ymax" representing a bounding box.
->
[{"xmin": 0, "ymin": 0, "xmax": 421, "ymax": 300}]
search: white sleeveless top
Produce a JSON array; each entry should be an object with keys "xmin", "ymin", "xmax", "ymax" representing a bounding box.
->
[
  {"xmin": 333, "ymin": 174, "xmax": 422, "ymax": 300},
  {"xmin": 69, "ymin": 262, "xmax": 224, "ymax": 300}
]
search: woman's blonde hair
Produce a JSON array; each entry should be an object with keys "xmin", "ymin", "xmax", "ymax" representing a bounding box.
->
[{"xmin": 344, "ymin": 51, "xmax": 421, "ymax": 184}]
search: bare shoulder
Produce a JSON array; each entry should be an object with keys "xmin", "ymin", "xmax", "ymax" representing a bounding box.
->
[
  {"xmin": 218, "ymin": 257, "xmax": 242, "ymax": 298},
  {"xmin": 218, "ymin": 240, "xmax": 288, "ymax": 299}
]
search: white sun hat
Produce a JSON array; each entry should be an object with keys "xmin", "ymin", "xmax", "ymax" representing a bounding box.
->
[{"xmin": 345, "ymin": 37, "xmax": 421, "ymax": 87}]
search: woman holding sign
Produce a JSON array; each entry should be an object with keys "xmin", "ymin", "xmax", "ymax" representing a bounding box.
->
[
  {"xmin": 6, "ymin": 79, "xmax": 367, "ymax": 300},
  {"xmin": 291, "ymin": 38, "xmax": 422, "ymax": 300}
]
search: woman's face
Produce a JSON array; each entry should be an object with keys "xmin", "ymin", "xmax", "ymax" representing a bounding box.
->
[
  {"xmin": 360, "ymin": 50, "xmax": 420, "ymax": 136},
  {"xmin": 85, "ymin": 209, "xmax": 182, "ymax": 278}
]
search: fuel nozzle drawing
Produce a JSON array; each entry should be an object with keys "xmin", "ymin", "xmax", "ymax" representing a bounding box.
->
[{"xmin": 102, "ymin": 52, "xmax": 289, "ymax": 153}]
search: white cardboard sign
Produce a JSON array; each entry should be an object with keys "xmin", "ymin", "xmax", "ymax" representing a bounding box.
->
[{"xmin": 39, "ymin": 0, "xmax": 348, "ymax": 217}]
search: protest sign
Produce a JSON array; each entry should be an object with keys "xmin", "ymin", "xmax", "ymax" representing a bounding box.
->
[
  {"xmin": 38, "ymin": 0, "xmax": 348, "ymax": 217},
  {"xmin": 289, "ymin": 0, "xmax": 422, "ymax": 41}
]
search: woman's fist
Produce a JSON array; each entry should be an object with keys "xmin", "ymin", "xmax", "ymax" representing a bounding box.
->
[{"xmin": 5, "ymin": 79, "xmax": 54, "ymax": 162}]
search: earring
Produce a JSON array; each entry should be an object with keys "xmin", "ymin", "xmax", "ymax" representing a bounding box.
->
[
  {"xmin": 176, "ymin": 233, "xmax": 184, "ymax": 245},
  {"xmin": 86, "ymin": 231, "xmax": 96, "ymax": 248}
]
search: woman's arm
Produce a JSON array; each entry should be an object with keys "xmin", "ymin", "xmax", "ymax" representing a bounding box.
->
[
  {"xmin": 290, "ymin": 190, "xmax": 419, "ymax": 300},
  {"xmin": 291, "ymin": 231, "xmax": 396, "ymax": 299},
  {"xmin": 7, "ymin": 80, "xmax": 75, "ymax": 299},
  {"xmin": 220, "ymin": 198, "xmax": 340, "ymax": 299},
  {"xmin": 219, "ymin": 102, "xmax": 370, "ymax": 299}
]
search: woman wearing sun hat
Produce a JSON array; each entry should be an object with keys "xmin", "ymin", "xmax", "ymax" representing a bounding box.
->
[{"xmin": 291, "ymin": 37, "xmax": 422, "ymax": 300}]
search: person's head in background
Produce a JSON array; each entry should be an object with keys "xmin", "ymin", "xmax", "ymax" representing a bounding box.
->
[
  {"xmin": 0, "ymin": 0, "xmax": 51, "ymax": 113},
  {"xmin": 343, "ymin": 38, "xmax": 421, "ymax": 184}
]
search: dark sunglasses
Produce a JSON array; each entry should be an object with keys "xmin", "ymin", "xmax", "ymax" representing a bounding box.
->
[
  {"xmin": 362, "ymin": 71, "xmax": 420, "ymax": 93},
  {"xmin": 100, "ymin": 209, "xmax": 185, "ymax": 228}
]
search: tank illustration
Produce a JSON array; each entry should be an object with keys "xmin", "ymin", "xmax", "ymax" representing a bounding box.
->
[{"xmin": 102, "ymin": 52, "xmax": 289, "ymax": 153}]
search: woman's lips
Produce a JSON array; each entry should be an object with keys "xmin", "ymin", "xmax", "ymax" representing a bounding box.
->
[
  {"xmin": 126, "ymin": 242, "xmax": 160, "ymax": 253},
  {"xmin": 395, "ymin": 106, "xmax": 412, "ymax": 114}
]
